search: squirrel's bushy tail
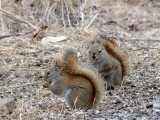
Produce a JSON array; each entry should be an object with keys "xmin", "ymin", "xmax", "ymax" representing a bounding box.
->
[
  {"xmin": 61, "ymin": 48, "xmax": 104, "ymax": 108},
  {"xmin": 102, "ymin": 40, "xmax": 128, "ymax": 78},
  {"xmin": 61, "ymin": 48, "xmax": 78, "ymax": 73}
]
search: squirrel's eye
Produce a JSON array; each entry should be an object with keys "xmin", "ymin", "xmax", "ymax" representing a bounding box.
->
[
  {"xmin": 89, "ymin": 51, "xmax": 90, "ymax": 53},
  {"xmin": 47, "ymin": 70, "xmax": 50, "ymax": 75},
  {"xmin": 99, "ymin": 49, "xmax": 102, "ymax": 53}
]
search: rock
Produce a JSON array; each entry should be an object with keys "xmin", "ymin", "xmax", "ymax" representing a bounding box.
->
[
  {"xmin": 153, "ymin": 100, "xmax": 160, "ymax": 109},
  {"xmin": 41, "ymin": 36, "xmax": 67, "ymax": 46},
  {"xmin": 146, "ymin": 103, "xmax": 153, "ymax": 109},
  {"xmin": 112, "ymin": 99, "xmax": 122, "ymax": 104},
  {"xmin": 0, "ymin": 97, "xmax": 16, "ymax": 113}
]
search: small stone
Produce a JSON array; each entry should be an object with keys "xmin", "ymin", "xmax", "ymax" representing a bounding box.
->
[
  {"xmin": 0, "ymin": 97, "xmax": 16, "ymax": 113},
  {"xmin": 146, "ymin": 103, "xmax": 153, "ymax": 108},
  {"xmin": 113, "ymin": 99, "xmax": 121, "ymax": 104},
  {"xmin": 153, "ymin": 100, "xmax": 160, "ymax": 109}
]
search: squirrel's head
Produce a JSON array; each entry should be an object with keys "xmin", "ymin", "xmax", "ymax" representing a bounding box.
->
[
  {"xmin": 89, "ymin": 40, "xmax": 110, "ymax": 63},
  {"xmin": 45, "ymin": 59, "xmax": 67, "ymax": 96}
]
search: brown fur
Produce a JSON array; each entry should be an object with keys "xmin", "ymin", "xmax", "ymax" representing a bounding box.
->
[
  {"xmin": 43, "ymin": 48, "xmax": 104, "ymax": 109},
  {"xmin": 101, "ymin": 39, "xmax": 128, "ymax": 78}
]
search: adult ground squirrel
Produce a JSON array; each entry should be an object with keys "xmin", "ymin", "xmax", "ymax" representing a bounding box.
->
[
  {"xmin": 43, "ymin": 48, "xmax": 104, "ymax": 109},
  {"xmin": 88, "ymin": 39, "xmax": 128, "ymax": 90}
]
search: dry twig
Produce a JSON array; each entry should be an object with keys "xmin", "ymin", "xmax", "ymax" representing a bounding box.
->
[
  {"xmin": 64, "ymin": 0, "xmax": 74, "ymax": 30},
  {"xmin": 0, "ymin": 0, "xmax": 4, "ymax": 35},
  {"xmin": 129, "ymin": 47, "xmax": 160, "ymax": 51},
  {"xmin": 61, "ymin": 0, "xmax": 66, "ymax": 28},
  {"xmin": 0, "ymin": 31, "xmax": 33, "ymax": 40},
  {"xmin": 85, "ymin": 12, "xmax": 99, "ymax": 30},
  {"xmin": 0, "ymin": 8, "xmax": 37, "ymax": 30}
]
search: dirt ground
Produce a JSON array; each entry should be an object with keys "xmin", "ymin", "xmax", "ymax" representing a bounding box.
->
[{"xmin": 0, "ymin": 0, "xmax": 160, "ymax": 119}]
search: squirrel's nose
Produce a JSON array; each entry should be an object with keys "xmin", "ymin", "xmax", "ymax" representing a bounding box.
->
[{"xmin": 92, "ymin": 53, "xmax": 96, "ymax": 60}]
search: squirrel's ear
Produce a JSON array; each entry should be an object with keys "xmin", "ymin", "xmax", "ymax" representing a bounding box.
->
[
  {"xmin": 91, "ymin": 39, "xmax": 100, "ymax": 44},
  {"xmin": 55, "ymin": 59, "xmax": 62, "ymax": 69}
]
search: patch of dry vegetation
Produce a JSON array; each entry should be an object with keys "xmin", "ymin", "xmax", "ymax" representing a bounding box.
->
[{"xmin": 0, "ymin": 0, "xmax": 160, "ymax": 119}]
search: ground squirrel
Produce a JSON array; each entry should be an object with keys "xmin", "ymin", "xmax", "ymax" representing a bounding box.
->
[
  {"xmin": 88, "ymin": 39, "xmax": 128, "ymax": 90},
  {"xmin": 43, "ymin": 48, "xmax": 104, "ymax": 109}
]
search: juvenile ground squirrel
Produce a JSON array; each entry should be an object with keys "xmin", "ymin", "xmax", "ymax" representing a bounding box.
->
[
  {"xmin": 88, "ymin": 39, "xmax": 128, "ymax": 90},
  {"xmin": 43, "ymin": 48, "xmax": 104, "ymax": 109}
]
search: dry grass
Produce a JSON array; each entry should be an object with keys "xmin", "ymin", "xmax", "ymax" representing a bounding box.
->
[{"xmin": 0, "ymin": 0, "xmax": 160, "ymax": 119}]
